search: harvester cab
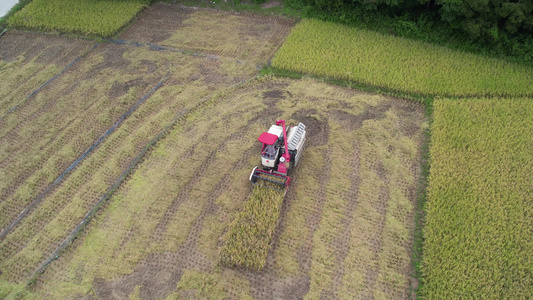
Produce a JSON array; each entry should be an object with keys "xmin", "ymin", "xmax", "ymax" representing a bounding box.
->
[{"xmin": 250, "ymin": 120, "xmax": 306, "ymax": 195}]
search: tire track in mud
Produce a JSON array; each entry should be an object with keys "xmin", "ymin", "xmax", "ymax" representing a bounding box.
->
[
  {"xmin": 105, "ymin": 38, "xmax": 221, "ymax": 61},
  {"xmin": 0, "ymin": 78, "xmax": 167, "ymax": 241},
  {"xmin": 362, "ymin": 183, "xmax": 390, "ymax": 299},
  {"xmin": 149, "ymin": 131, "xmax": 216, "ymax": 243},
  {"xmin": 0, "ymin": 44, "xmax": 99, "ymax": 121},
  {"xmin": 299, "ymin": 150, "xmax": 332, "ymax": 275},
  {"xmin": 27, "ymin": 77, "xmax": 262, "ymax": 287},
  {"xmin": 330, "ymin": 140, "xmax": 361, "ymax": 297}
]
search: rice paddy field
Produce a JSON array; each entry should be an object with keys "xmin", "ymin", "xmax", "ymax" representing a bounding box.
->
[
  {"xmin": 8, "ymin": 0, "xmax": 150, "ymax": 37},
  {"xmin": 0, "ymin": 4, "xmax": 427, "ymax": 297},
  {"xmin": 272, "ymin": 19, "xmax": 533, "ymax": 97},
  {"xmin": 422, "ymin": 99, "xmax": 533, "ymax": 299},
  {"xmin": 1, "ymin": 1, "xmax": 530, "ymax": 299},
  {"xmin": 272, "ymin": 20, "xmax": 533, "ymax": 299},
  {"xmin": 23, "ymin": 76, "xmax": 425, "ymax": 299}
]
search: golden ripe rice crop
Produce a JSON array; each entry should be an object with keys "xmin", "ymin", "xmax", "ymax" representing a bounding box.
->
[
  {"xmin": 9, "ymin": 0, "xmax": 149, "ymax": 37},
  {"xmin": 422, "ymin": 98, "xmax": 533, "ymax": 298},
  {"xmin": 272, "ymin": 19, "xmax": 533, "ymax": 97},
  {"xmin": 220, "ymin": 186, "xmax": 285, "ymax": 270}
]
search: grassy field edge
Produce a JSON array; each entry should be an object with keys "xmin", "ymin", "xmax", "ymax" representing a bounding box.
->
[{"xmin": 0, "ymin": 0, "xmax": 32, "ymax": 28}]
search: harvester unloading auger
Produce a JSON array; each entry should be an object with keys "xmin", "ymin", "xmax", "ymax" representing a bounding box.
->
[{"xmin": 249, "ymin": 120, "xmax": 306, "ymax": 195}]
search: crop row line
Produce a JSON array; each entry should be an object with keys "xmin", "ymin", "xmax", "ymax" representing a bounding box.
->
[
  {"xmin": 0, "ymin": 76, "xmax": 167, "ymax": 241},
  {"xmin": 104, "ymin": 38, "xmax": 254, "ymax": 68},
  {"xmin": 105, "ymin": 38, "xmax": 222, "ymax": 61},
  {"xmin": 0, "ymin": 43, "xmax": 99, "ymax": 121},
  {"xmin": 27, "ymin": 74, "xmax": 259, "ymax": 286},
  {"xmin": 272, "ymin": 19, "xmax": 533, "ymax": 99}
]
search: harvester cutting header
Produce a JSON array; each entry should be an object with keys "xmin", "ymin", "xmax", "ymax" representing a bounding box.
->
[{"xmin": 249, "ymin": 120, "xmax": 306, "ymax": 194}]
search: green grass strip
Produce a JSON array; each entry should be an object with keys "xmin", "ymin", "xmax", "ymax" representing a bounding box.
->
[
  {"xmin": 9, "ymin": 0, "xmax": 149, "ymax": 37},
  {"xmin": 272, "ymin": 19, "xmax": 533, "ymax": 98},
  {"xmin": 422, "ymin": 98, "xmax": 533, "ymax": 298},
  {"xmin": 220, "ymin": 186, "xmax": 284, "ymax": 270}
]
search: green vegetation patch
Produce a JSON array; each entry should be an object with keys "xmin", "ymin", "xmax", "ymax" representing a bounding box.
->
[
  {"xmin": 8, "ymin": 0, "xmax": 149, "ymax": 37},
  {"xmin": 422, "ymin": 98, "xmax": 533, "ymax": 298},
  {"xmin": 272, "ymin": 19, "xmax": 533, "ymax": 97},
  {"xmin": 220, "ymin": 186, "xmax": 285, "ymax": 270}
]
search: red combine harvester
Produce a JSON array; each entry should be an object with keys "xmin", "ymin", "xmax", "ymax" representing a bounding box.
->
[{"xmin": 249, "ymin": 120, "xmax": 306, "ymax": 195}]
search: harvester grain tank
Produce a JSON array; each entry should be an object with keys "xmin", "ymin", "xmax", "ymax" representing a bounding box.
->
[{"xmin": 249, "ymin": 120, "xmax": 306, "ymax": 194}]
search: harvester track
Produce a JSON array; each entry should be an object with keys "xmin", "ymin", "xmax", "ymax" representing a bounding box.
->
[
  {"xmin": 28, "ymin": 75, "xmax": 261, "ymax": 285},
  {"xmin": 0, "ymin": 44, "xmax": 99, "ymax": 121},
  {"xmin": 0, "ymin": 77, "xmax": 167, "ymax": 242}
]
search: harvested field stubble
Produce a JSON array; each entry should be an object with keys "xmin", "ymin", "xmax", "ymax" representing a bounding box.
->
[
  {"xmin": 30, "ymin": 77, "xmax": 426, "ymax": 299},
  {"xmin": 0, "ymin": 44, "xmax": 257, "ymax": 285},
  {"xmin": 423, "ymin": 98, "xmax": 533, "ymax": 299},
  {"xmin": 119, "ymin": 2, "xmax": 295, "ymax": 64},
  {"xmin": 0, "ymin": 32, "xmax": 93, "ymax": 116},
  {"xmin": 0, "ymin": 6, "xmax": 293, "ymax": 294}
]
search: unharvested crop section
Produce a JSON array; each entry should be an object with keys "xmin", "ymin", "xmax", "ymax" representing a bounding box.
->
[
  {"xmin": 422, "ymin": 99, "xmax": 533, "ymax": 299},
  {"xmin": 8, "ymin": 0, "xmax": 149, "ymax": 37},
  {"xmin": 0, "ymin": 32, "xmax": 92, "ymax": 116},
  {"xmin": 220, "ymin": 186, "xmax": 285, "ymax": 270},
  {"xmin": 119, "ymin": 2, "xmax": 294, "ymax": 64},
  {"xmin": 31, "ymin": 77, "xmax": 425, "ymax": 299},
  {"xmin": 273, "ymin": 19, "xmax": 533, "ymax": 97}
]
